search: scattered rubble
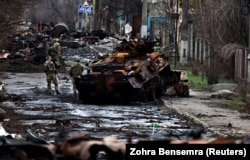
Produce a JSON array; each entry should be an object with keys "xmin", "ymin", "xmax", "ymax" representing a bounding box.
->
[
  {"xmin": 1, "ymin": 28, "xmax": 249, "ymax": 160},
  {"xmin": 211, "ymin": 83, "xmax": 237, "ymax": 92},
  {"xmin": 211, "ymin": 89, "xmax": 236, "ymax": 99},
  {"xmin": 0, "ymin": 131, "xmax": 249, "ymax": 160}
]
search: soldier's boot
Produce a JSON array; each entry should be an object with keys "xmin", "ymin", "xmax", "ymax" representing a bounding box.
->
[
  {"xmin": 47, "ymin": 83, "xmax": 52, "ymax": 94},
  {"xmin": 73, "ymin": 90, "xmax": 79, "ymax": 102},
  {"xmin": 73, "ymin": 90, "xmax": 77, "ymax": 97},
  {"xmin": 55, "ymin": 85, "xmax": 60, "ymax": 94}
]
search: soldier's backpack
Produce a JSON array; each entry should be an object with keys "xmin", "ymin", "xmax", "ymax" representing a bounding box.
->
[{"xmin": 70, "ymin": 63, "xmax": 83, "ymax": 78}]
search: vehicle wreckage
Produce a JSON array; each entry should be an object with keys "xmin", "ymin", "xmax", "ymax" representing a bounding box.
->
[
  {"xmin": 75, "ymin": 39, "xmax": 189, "ymax": 104},
  {"xmin": 0, "ymin": 129, "xmax": 249, "ymax": 160}
]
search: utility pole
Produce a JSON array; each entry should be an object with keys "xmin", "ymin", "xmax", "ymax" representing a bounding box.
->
[
  {"xmin": 180, "ymin": 0, "xmax": 189, "ymax": 65},
  {"xmin": 84, "ymin": 0, "xmax": 89, "ymax": 32},
  {"xmin": 141, "ymin": 0, "xmax": 148, "ymax": 38},
  {"xmin": 249, "ymin": 13, "xmax": 250, "ymax": 50},
  {"xmin": 174, "ymin": 0, "xmax": 179, "ymax": 67},
  {"xmin": 92, "ymin": 0, "xmax": 96, "ymax": 30}
]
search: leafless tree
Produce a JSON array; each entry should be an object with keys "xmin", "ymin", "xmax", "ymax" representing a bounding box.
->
[
  {"xmin": 27, "ymin": 0, "xmax": 77, "ymax": 29},
  {"xmin": 192, "ymin": 0, "xmax": 247, "ymax": 84},
  {"xmin": 0, "ymin": 0, "xmax": 40, "ymax": 48}
]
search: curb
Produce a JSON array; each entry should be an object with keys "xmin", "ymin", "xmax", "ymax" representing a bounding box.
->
[{"xmin": 162, "ymin": 99, "xmax": 225, "ymax": 137}]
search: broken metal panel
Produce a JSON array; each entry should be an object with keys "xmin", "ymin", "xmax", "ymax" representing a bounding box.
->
[
  {"xmin": 0, "ymin": 132, "xmax": 248, "ymax": 160},
  {"xmin": 75, "ymin": 39, "xmax": 189, "ymax": 104}
]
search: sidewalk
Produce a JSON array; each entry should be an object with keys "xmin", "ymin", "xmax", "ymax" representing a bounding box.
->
[{"xmin": 163, "ymin": 89, "xmax": 250, "ymax": 137}]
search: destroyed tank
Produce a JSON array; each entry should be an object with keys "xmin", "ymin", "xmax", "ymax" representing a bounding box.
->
[{"xmin": 75, "ymin": 39, "xmax": 189, "ymax": 104}]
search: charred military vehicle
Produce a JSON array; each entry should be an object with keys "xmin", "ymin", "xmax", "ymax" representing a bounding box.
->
[{"xmin": 75, "ymin": 39, "xmax": 189, "ymax": 104}]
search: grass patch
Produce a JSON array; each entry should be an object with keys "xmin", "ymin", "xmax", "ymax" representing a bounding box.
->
[
  {"xmin": 171, "ymin": 62, "xmax": 236, "ymax": 92},
  {"xmin": 171, "ymin": 64, "xmax": 234, "ymax": 92},
  {"xmin": 185, "ymin": 69, "xmax": 211, "ymax": 91},
  {"xmin": 218, "ymin": 73, "xmax": 234, "ymax": 83},
  {"xmin": 171, "ymin": 65, "xmax": 210, "ymax": 91},
  {"xmin": 170, "ymin": 62, "xmax": 250, "ymax": 112},
  {"xmin": 220, "ymin": 99, "xmax": 247, "ymax": 110}
]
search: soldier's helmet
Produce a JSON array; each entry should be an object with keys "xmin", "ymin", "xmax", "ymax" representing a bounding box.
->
[
  {"xmin": 53, "ymin": 38, "xmax": 60, "ymax": 42},
  {"xmin": 74, "ymin": 56, "xmax": 80, "ymax": 62},
  {"xmin": 47, "ymin": 55, "xmax": 52, "ymax": 60}
]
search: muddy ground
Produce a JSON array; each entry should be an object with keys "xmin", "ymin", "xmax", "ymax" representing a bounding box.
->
[
  {"xmin": 0, "ymin": 60, "xmax": 215, "ymax": 142},
  {"xmin": 1, "ymin": 57, "xmax": 250, "ymax": 144}
]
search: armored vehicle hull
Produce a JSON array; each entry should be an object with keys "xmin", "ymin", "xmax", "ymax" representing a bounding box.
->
[
  {"xmin": 75, "ymin": 40, "xmax": 189, "ymax": 104},
  {"xmin": 76, "ymin": 72, "xmax": 134, "ymax": 103}
]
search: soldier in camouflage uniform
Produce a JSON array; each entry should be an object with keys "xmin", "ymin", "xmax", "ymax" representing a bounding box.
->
[
  {"xmin": 69, "ymin": 56, "xmax": 84, "ymax": 96},
  {"xmin": 49, "ymin": 38, "xmax": 61, "ymax": 69},
  {"xmin": 44, "ymin": 56, "xmax": 60, "ymax": 94}
]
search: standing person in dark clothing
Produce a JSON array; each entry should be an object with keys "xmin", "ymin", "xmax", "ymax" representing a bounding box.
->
[
  {"xmin": 44, "ymin": 56, "xmax": 60, "ymax": 94},
  {"xmin": 49, "ymin": 38, "xmax": 61, "ymax": 69},
  {"xmin": 69, "ymin": 56, "xmax": 85, "ymax": 97}
]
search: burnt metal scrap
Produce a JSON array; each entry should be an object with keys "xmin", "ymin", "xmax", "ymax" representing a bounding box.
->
[
  {"xmin": 3, "ymin": 29, "xmax": 189, "ymax": 104},
  {"xmin": 5, "ymin": 32, "xmax": 50, "ymax": 65},
  {"xmin": 75, "ymin": 39, "xmax": 189, "ymax": 104},
  {"xmin": 0, "ymin": 130, "xmax": 249, "ymax": 160}
]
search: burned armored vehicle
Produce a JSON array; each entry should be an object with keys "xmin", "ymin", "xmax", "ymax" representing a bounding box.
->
[{"xmin": 75, "ymin": 39, "xmax": 189, "ymax": 104}]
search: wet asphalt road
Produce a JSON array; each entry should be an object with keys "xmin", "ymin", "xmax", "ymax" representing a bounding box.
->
[{"xmin": 0, "ymin": 72, "xmax": 214, "ymax": 142}]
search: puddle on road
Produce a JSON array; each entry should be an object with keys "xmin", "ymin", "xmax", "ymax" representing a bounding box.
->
[{"xmin": 1, "ymin": 72, "xmax": 215, "ymax": 142}]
